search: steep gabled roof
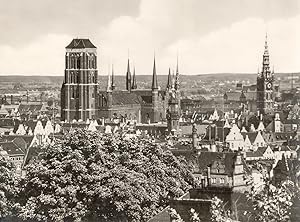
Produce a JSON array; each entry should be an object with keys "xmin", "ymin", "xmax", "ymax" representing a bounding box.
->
[
  {"xmin": 196, "ymin": 152, "xmax": 238, "ymax": 176},
  {"xmin": 66, "ymin": 39, "xmax": 96, "ymax": 49}
]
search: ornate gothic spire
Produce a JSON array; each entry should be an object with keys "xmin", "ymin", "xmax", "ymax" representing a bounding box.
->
[
  {"xmin": 131, "ymin": 66, "xmax": 137, "ymax": 89},
  {"xmin": 126, "ymin": 58, "xmax": 131, "ymax": 91},
  {"xmin": 152, "ymin": 56, "xmax": 158, "ymax": 90},
  {"xmin": 262, "ymin": 33, "xmax": 271, "ymax": 77}
]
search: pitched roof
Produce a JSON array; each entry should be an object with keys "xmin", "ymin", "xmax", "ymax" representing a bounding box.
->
[
  {"xmin": 18, "ymin": 104, "xmax": 44, "ymax": 113},
  {"xmin": 0, "ymin": 141, "xmax": 24, "ymax": 156},
  {"xmin": 0, "ymin": 118, "xmax": 15, "ymax": 127},
  {"xmin": 66, "ymin": 39, "xmax": 96, "ymax": 49},
  {"xmin": 1, "ymin": 135, "xmax": 34, "ymax": 148},
  {"xmin": 112, "ymin": 92, "xmax": 141, "ymax": 105},
  {"xmin": 242, "ymin": 132, "xmax": 258, "ymax": 144},
  {"xmin": 196, "ymin": 152, "xmax": 238, "ymax": 176}
]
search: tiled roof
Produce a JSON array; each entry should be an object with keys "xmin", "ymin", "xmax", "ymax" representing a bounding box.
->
[
  {"xmin": 112, "ymin": 92, "xmax": 141, "ymax": 105},
  {"xmin": 1, "ymin": 135, "xmax": 34, "ymax": 148},
  {"xmin": 0, "ymin": 141, "xmax": 24, "ymax": 156},
  {"xmin": 66, "ymin": 39, "xmax": 96, "ymax": 49},
  {"xmin": 19, "ymin": 104, "xmax": 43, "ymax": 113},
  {"xmin": 0, "ymin": 118, "xmax": 15, "ymax": 127},
  {"xmin": 196, "ymin": 152, "xmax": 237, "ymax": 176}
]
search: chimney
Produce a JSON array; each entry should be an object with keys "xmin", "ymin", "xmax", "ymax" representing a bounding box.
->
[{"xmin": 207, "ymin": 165, "xmax": 211, "ymax": 187}]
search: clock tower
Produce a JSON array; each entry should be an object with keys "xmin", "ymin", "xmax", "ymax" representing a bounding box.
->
[{"xmin": 257, "ymin": 35, "xmax": 274, "ymax": 115}]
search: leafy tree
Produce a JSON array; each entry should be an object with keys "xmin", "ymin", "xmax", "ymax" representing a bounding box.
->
[
  {"xmin": 16, "ymin": 130, "xmax": 196, "ymax": 222},
  {"xmin": 0, "ymin": 155, "xmax": 17, "ymax": 220},
  {"xmin": 168, "ymin": 208, "xmax": 200, "ymax": 222},
  {"xmin": 246, "ymin": 163, "xmax": 299, "ymax": 222},
  {"xmin": 210, "ymin": 196, "xmax": 232, "ymax": 222},
  {"xmin": 189, "ymin": 208, "xmax": 201, "ymax": 222},
  {"xmin": 169, "ymin": 208, "xmax": 184, "ymax": 222}
]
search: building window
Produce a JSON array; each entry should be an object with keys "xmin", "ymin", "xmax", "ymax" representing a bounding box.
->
[
  {"xmin": 212, "ymin": 178, "xmax": 216, "ymax": 184},
  {"xmin": 220, "ymin": 178, "xmax": 225, "ymax": 184}
]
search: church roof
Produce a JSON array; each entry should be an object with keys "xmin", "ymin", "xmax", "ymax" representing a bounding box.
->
[
  {"xmin": 111, "ymin": 92, "xmax": 141, "ymax": 105},
  {"xmin": 66, "ymin": 39, "xmax": 96, "ymax": 49}
]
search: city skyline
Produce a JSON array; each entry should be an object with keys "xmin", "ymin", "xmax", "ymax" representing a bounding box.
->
[{"xmin": 0, "ymin": 0, "xmax": 299, "ymax": 76}]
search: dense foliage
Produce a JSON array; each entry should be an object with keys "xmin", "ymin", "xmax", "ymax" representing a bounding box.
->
[
  {"xmin": 246, "ymin": 179, "xmax": 298, "ymax": 222},
  {"xmin": 0, "ymin": 155, "xmax": 17, "ymax": 220},
  {"xmin": 16, "ymin": 130, "xmax": 196, "ymax": 221}
]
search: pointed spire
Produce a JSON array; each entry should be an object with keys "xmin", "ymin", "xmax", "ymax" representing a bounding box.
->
[
  {"xmin": 166, "ymin": 67, "xmax": 172, "ymax": 90},
  {"xmin": 126, "ymin": 58, "xmax": 131, "ymax": 91},
  {"xmin": 111, "ymin": 64, "xmax": 115, "ymax": 90},
  {"xmin": 175, "ymin": 55, "xmax": 180, "ymax": 90},
  {"xmin": 264, "ymin": 32, "xmax": 269, "ymax": 56},
  {"xmin": 152, "ymin": 55, "xmax": 158, "ymax": 90},
  {"xmin": 131, "ymin": 66, "xmax": 137, "ymax": 89},
  {"xmin": 107, "ymin": 64, "xmax": 112, "ymax": 92},
  {"xmin": 171, "ymin": 69, "xmax": 176, "ymax": 90}
]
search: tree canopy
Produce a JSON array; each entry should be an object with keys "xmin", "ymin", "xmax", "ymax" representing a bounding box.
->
[
  {"xmin": 16, "ymin": 130, "xmax": 196, "ymax": 221},
  {"xmin": 0, "ymin": 155, "xmax": 17, "ymax": 220}
]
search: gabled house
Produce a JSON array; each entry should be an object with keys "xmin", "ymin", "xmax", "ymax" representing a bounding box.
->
[{"xmin": 195, "ymin": 151, "xmax": 250, "ymax": 191}]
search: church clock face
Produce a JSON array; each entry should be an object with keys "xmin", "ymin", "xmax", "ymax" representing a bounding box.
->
[{"xmin": 266, "ymin": 82, "xmax": 272, "ymax": 90}]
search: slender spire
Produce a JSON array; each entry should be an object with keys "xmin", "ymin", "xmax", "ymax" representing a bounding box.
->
[
  {"xmin": 111, "ymin": 64, "xmax": 115, "ymax": 90},
  {"xmin": 262, "ymin": 33, "xmax": 270, "ymax": 76},
  {"xmin": 175, "ymin": 55, "xmax": 180, "ymax": 91},
  {"xmin": 264, "ymin": 33, "xmax": 269, "ymax": 56},
  {"xmin": 126, "ymin": 58, "xmax": 131, "ymax": 91},
  {"xmin": 107, "ymin": 64, "xmax": 112, "ymax": 92},
  {"xmin": 152, "ymin": 55, "xmax": 158, "ymax": 90},
  {"xmin": 171, "ymin": 69, "xmax": 175, "ymax": 90},
  {"xmin": 131, "ymin": 66, "xmax": 137, "ymax": 89},
  {"xmin": 166, "ymin": 67, "xmax": 172, "ymax": 90}
]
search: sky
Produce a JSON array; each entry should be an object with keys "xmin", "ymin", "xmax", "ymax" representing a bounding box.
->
[{"xmin": 0, "ymin": 0, "xmax": 299, "ymax": 76}]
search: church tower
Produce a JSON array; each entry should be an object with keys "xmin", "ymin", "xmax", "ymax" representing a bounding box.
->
[
  {"xmin": 61, "ymin": 39, "xmax": 98, "ymax": 122},
  {"xmin": 257, "ymin": 34, "xmax": 274, "ymax": 115}
]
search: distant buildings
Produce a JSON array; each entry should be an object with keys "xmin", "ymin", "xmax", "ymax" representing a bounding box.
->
[{"xmin": 61, "ymin": 39, "xmax": 181, "ymax": 132}]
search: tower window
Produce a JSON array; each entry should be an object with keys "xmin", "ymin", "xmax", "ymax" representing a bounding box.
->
[{"xmin": 77, "ymin": 58, "xmax": 81, "ymax": 69}]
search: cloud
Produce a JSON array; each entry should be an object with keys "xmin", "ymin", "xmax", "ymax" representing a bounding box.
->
[
  {"xmin": 0, "ymin": 0, "xmax": 299, "ymax": 75},
  {"xmin": 98, "ymin": 0, "xmax": 300, "ymax": 75},
  {"xmin": 0, "ymin": 34, "xmax": 72, "ymax": 75}
]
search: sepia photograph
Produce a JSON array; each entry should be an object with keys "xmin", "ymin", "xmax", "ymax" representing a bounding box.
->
[{"xmin": 0, "ymin": 0, "xmax": 299, "ymax": 221}]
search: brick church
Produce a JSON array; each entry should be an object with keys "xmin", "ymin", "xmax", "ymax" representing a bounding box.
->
[{"xmin": 61, "ymin": 38, "xmax": 181, "ymax": 126}]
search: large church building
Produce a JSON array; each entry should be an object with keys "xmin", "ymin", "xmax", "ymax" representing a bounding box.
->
[{"xmin": 61, "ymin": 38, "xmax": 181, "ymax": 125}]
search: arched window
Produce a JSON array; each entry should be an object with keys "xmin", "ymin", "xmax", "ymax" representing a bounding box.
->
[{"xmin": 77, "ymin": 58, "xmax": 81, "ymax": 69}]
